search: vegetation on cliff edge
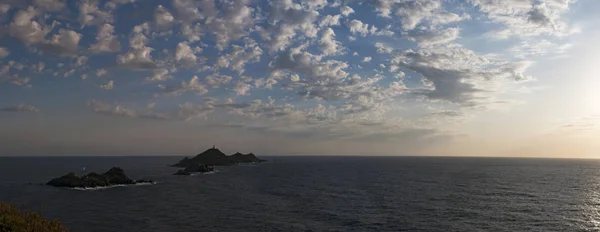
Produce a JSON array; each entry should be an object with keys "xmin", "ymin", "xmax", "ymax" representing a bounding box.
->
[{"xmin": 0, "ymin": 202, "xmax": 67, "ymax": 232}]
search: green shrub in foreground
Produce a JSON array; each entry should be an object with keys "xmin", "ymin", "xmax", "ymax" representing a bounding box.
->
[{"xmin": 0, "ymin": 202, "xmax": 67, "ymax": 232}]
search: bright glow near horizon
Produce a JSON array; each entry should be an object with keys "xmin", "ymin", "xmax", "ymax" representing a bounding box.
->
[{"xmin": 0, "ymin": 0, "xmax": 599, "ymax": 158}]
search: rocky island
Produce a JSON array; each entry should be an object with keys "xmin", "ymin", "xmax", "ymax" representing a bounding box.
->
[
  {"xmin": 171, "ymin": 146, "xmax": 266, "ymax": 175},
  {"xmin": 47, "ymin": 167, "xmax": 154, "ymax": 188}
]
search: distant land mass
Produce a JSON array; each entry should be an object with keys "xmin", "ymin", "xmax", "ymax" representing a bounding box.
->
[
  {"xmin": 171, "ymin": 146, "xmax": 266, "ymax": 175},
  {"xmin": 47, "ymin": 167, "xmax": 154, "ymax": 188}
]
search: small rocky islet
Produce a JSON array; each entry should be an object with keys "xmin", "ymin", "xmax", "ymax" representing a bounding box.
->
[
  {"xmin": 171, "ymin": 146, "xmax": 266, "ymax": 175},
  {"xmin": 47, "ymin": 167, "xmax": 154, "ymax": 188},
  {"xmin": 46, "ymin": 146, "xmax": 265, "ymax": 187}
]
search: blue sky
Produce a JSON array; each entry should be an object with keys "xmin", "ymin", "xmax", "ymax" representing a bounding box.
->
[{"xmin": 1, "ymin": 0, "xmax": 599, "ymax": 157}]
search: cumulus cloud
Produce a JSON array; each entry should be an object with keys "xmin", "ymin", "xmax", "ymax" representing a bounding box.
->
[
  {"xmin": 79, "ymin": 0, "xmax": 113, "ymax": 26},
  {"xmin": 175, "ymin": 42, "xmax": 198, "ymax": 67},
  {"xmin": 375, "ymin": 42, "xmax": 394, "ymax": 54},
  {"xmin": 205, "ymin": 74, "xmax": 233, "ymax": 88},
  {"xmin": 9, "ymin": 7, "xmax": 57, "ymax": 45},
  {"xmin": 89, "ymin": 24, "xmax": 121, "ymax": 53},
  {"xmin": 157, "ymin": 76, "xmax": 208, "ymax": 96},
  {"xmin": 214, "ymin": 42, "xmax": 263, "ymax": 73},
  {"xmin": 99, "ymin": 80, "xmax": 114, "ymax": 90},
  {"xmin": 40, "ymin": 29, "xmax": 82, "ymax": 56},
  {"xmin": 76, "ymin": 56, "xmax": 88, "ymax": 67},
  {"xmin": 262, "ymin": 0, "xmax": 320, "ymax": 52},
  {"xmin": 319, "ymin": 14, "xmax": 341, "ymax": 27},
  {"xmin": 0, "ymin": 47, "xmax": 9, "ymax": 58},
  {"xmin": 117, "ymin": 24, "xmax": 157, "ymax": 71},
  {"xmin": 270, "ymin": 49, "xmax": 349, "ymax": 99},
  {"xmin": 180, "ymin": 23, "xmax": 203, "ymax": 42},
  {"xmin": 340, "ymin": 6, "xmax": 354, "ymax": 16},
  {"xmin": 154, "ymin": 5, "xmax": 174, "ymax": 29},
  {"xmin": 347, "ymin": 19, "xmax": 371, "ymax": 36},
  {"xmin": 118, "ymin": 46, "xmax": 158, "ymax": 71},
  {"xmin": 362, "ymin": 56, "xmax": 372, "ymax": 62},
  {"xmin": 33, "ymin": 0, "xmax": 65, "ymax": 12},
  {"xmin": 396, "ymin": 0, "xmax": 469, "ymax": 31},
  {"xmin": 96, "ymin": 69, "xmax": 107, "ymax": 77},
  {"xmin": 0, "ymin": 104, "xmax": 39, "ymax": 112},
  {"xmin": 172, "ymin": 0, "xmax": 205, "ymax": 23},
  {"xmin": 406, "ymin": 27, "xmax": 461, "ymax": 47},
  {"xmin": 233, "ymin": 76, "xmax": 253, "ymax": 95},
  {"xmin": 209, "ymin": 0, "xmax": 255, "ymax": 51},
  {"xmin": 105, "ymin": 0, "xmax": 137, "ymax": 9},
  {"xmin": 7, "ymin": 75, "xmax": 31, "ymax": 87},
  {"xmin": 146, "ymin": 69, "xmax": 172, "ymax": 82},
  {"xmin": 318, "ymin": 28, "xmax": 342, "ymax": 56},
  {"xmin": 172, "ymin": 0, "xmax": 255, "ymax": 50}
]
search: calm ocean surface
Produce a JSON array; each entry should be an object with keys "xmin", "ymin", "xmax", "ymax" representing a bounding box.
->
[{"xmin": 2, "ymin": 156, "xmax": 600, "ymax": 232}]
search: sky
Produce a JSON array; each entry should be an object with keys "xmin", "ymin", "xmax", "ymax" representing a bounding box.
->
[{"xmin": 0, "ymin": 0, "xmax": 599, "ymax": 157}]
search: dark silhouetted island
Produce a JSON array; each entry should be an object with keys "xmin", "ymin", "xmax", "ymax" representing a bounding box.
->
[
  {"xmin": 171, "ymin": 146, "xmax": 266, "ymax": 175},
  {"xmin": 47, "ymin": 167, "xmax": 154, "ymax": 188}
]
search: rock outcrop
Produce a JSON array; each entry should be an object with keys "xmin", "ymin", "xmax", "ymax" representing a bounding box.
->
[
  {"xmin": 171, "ymin": 147, "xmax": 233, "ymax": 167},
  {"xmin": 229, "ymin": 152, "xmax": 263, "ymax": 163},
  {"xmin": 171, "ymin": 147, "xmax": 266, "ymax": 175},
  {"xmin": 47, "ymin": 167, "xmax": 154, "ymax": 188},
  {"xmin": 173, "ymin": 164, "xmax": 214, "ymax": 175}
]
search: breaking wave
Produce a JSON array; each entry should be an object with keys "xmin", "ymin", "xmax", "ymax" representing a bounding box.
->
[{"xmin": 71, "ymin": 182, "xmax": 156, "ymax": 191}]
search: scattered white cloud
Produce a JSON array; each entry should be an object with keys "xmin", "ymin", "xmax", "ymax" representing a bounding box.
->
[
  {"xmin": 76, "ymin": 56, "xmax": 88, "ymax": 67},
  {"xmin": 233, "ymin": 76, "xmax": 253, "ymax": 95},
  {"xmin": 146, "ymin": 69, "xmax": 172, "ymax": 82},
  {"xmin": 319, "ymin": 28, "xmax": 342, "ymax": 56},
  {"xmin": 340, "ymin": 6, "xmax": 355, "ymax": 16},
  {"xmin": 40, "ymin": 29, "xmax": 82, "ymax": 56},
  {"xmin": 215, "ymin": 41, "xmax": 262, "ymax": 74},
  {"xmin": 96, "ymin": 69, "xmax": 107, "ymax": 77},
  {"xmin": 0, "ymin": 104, "xmax": 39, "ymax": 112},
  {"xmin": 205, "ymin": 74, "xmax": 233, "ymax": 88},
  {"xmin": 510, "ymin": 39, "xmax": 572, "ymax": 59},
  {"xmin": 99, "ymin": 80, "xmax": 114, "ymax": 90},
  {"xmin": 0, "ymin": 0, "xmax": 583, "ymax": 153},
  {"xmin": 36, "ymin": 62, "xmax": 45, "ymax": 73},
  {"xmin": 33, "ymin": 0, "xmax": 65, "ymax": 12},
  {"xmin": 391, "ymin": 45, "xmax": 531, "ymax": 104},
  {"xmin": 375, "ymin": 42, "xmax": 393, "ymax": 54},
  {"xmin": 154, "ymin": 5, "xmax": 174, "ymax": 29},
  {"xmin": 174, "ymin": 42, "xmax": 198, "ymax": 67},
  {"xmin": 407, "ymin": 27, "xmax": 461, "ymax": 47},
  {"xmin": 347, "ymin": 19, "xmax": 371, "ymax": 36},
  {"xmin": 9, "ymin": 7, "xmax": 57, "ymax": 44},
  {"xmin": 79, "ymin": 0, "xmax": 113, "ymax": 26},
  {"xmin": 89, "ymin": 24, "xmax": 121, "ymax": 53},
  {"xmin": 0, "ymin": 47, "xmax": 8, "ymax": 58},
  {"xmin": 319, "ymin": 14, "xmax": 341, "ymax": 27},
  {"xmin": 470, "ymin": 0, "xmax": 574, "ymax": 38},
  {"xmin": 117, "ymin": 24, "xmax": 158, "ymax": 71},
  {"xmin": 0, "ymin": 4, "xmax": 10, "ymax": 14},
  {"xmin": 158, "ymin": 76, "xmax": 208, "ymax": 96}
]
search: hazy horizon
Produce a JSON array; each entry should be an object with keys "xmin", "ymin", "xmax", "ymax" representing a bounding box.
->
[{"xmin": 1, "ymin": 0, "xmax": 599, "ymax": 158}]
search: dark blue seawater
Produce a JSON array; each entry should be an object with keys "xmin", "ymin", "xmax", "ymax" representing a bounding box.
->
[{"xmin": 2, "ymin": 156, "xmax": 600, "ymax": 231}]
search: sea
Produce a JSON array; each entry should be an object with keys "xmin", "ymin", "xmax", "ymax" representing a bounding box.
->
[{"xmin": 1, "ymin": 156, "xmax": 600, "ymax": 232}]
